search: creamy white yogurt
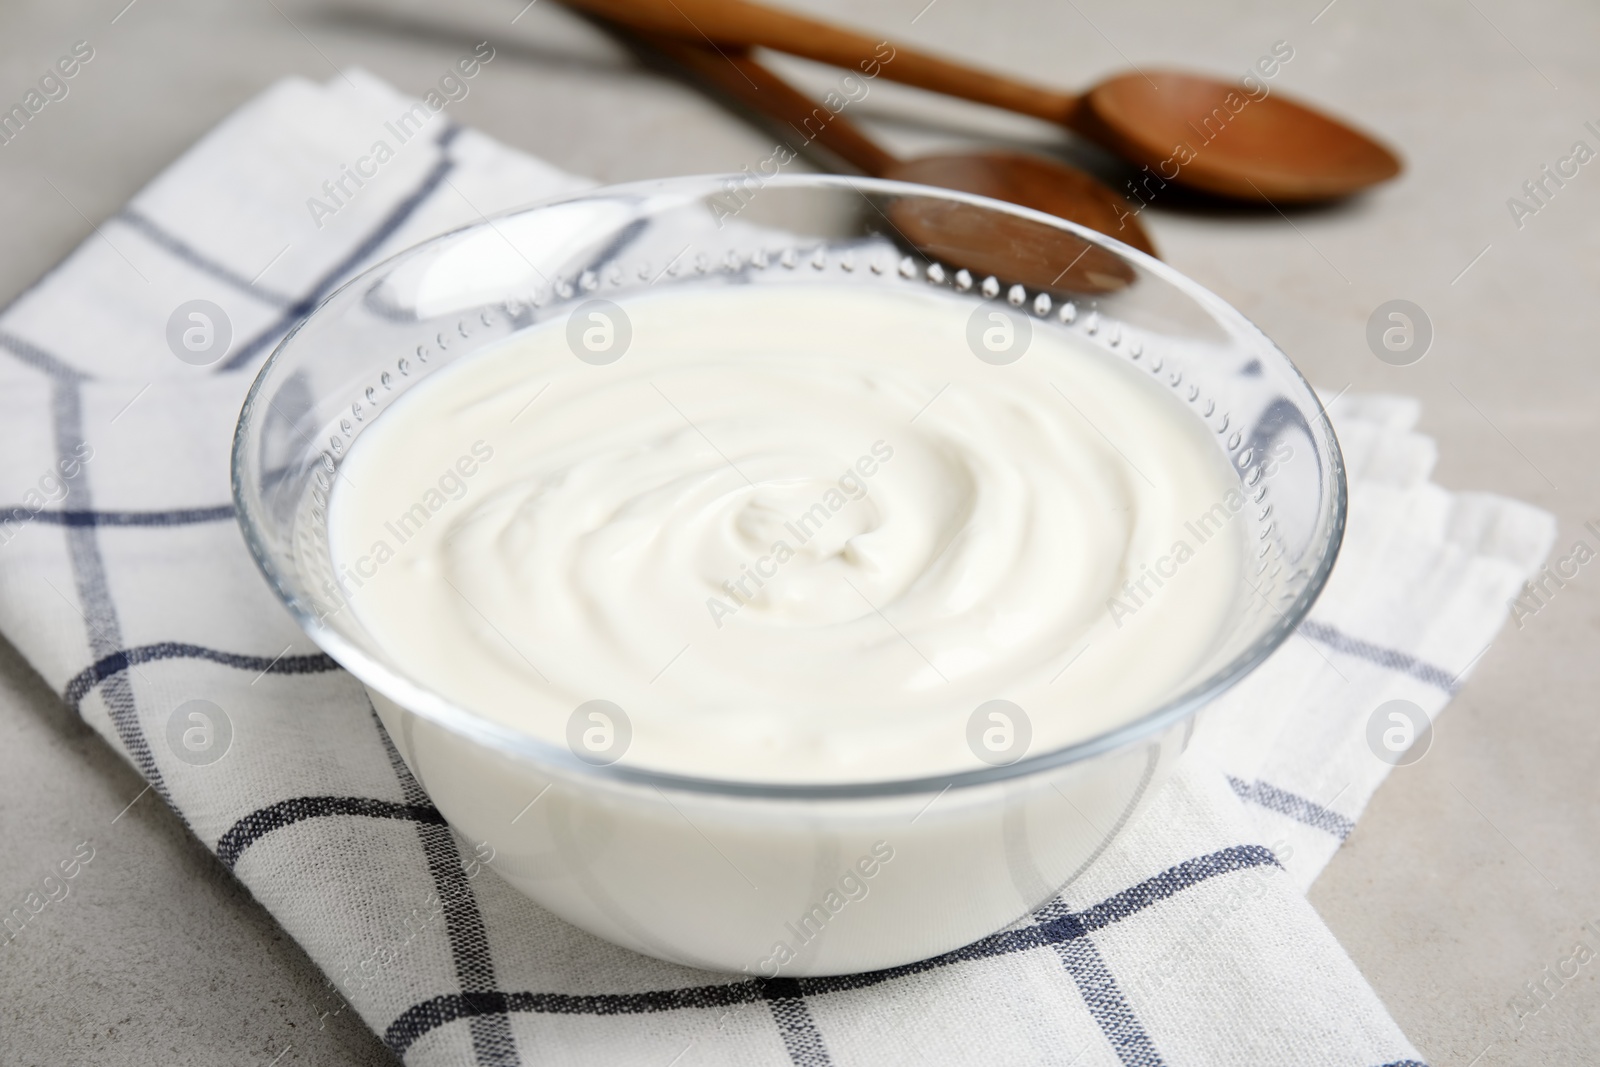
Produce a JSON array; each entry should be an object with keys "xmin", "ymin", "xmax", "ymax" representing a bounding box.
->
[{"xmin": 330, "ymin": 282, "xmax": 1245, "ymax": 783}]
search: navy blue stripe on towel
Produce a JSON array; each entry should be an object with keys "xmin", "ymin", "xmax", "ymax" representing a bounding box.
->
[
  {"xmin": 0, "ymin": 330, "xmax": 87, "ymax": 380},
  {"xmin": 1299, "ymin": 620, "xmax": 1458, "ymax": 694},
  {"xmin": 5, "ymin": 504, "xmax": 235, "ymax": 528},
  {"xmin": 117, "ymin": 208, "xmax": 295, "ymax": 307},
  {"xmin": 1053, "ymin": 929, "xmax": 1166, "ymax": 1067},
  {"xmin": 64, "ymin": 641, "xmax": 341, "ymax": 711},
  {"xmin": 216, "ymin": 796, "xmax": 445, "ymax": 868},
  {"xmin": 54, "ymin": 380, "xmax": 174, "ymax": 811},
  {"xmin": 762, "ymin": 978, "xmax": 835, "ymax": 1067},
  {"xmin": 218, "ymin": 124, "xmax": 463, "ymax": 373},
  {"xmin": 372, "ymin": 709, "xmax": 519, "ymax": 1066},
  {"xmin": 1228, "ymin": 776, "xmax": 1356, "ymax": 840}
]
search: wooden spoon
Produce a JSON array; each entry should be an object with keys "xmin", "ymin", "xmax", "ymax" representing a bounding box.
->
[
  {"xmin": 563, "ymin": 0, "xmax": 1401, "ymax": 202},
  {"xmin": 629, "ymin": 28, "xmax": 1148, "ymax": 293}
]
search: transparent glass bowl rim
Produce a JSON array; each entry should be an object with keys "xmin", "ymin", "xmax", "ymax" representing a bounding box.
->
[{"xmin": 232, "ymin": 172, "xmax": 1347, "ymax": 802}]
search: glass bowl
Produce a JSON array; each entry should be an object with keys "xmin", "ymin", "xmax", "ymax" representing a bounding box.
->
[{"xmin": 232, "ymin": 174, "xmax": 1344, "ymax": 976}]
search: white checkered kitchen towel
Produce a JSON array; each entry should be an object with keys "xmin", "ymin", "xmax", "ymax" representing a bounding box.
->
[{"xmin": 0, "ymin": 71, "xmax": 1556, "ymax": 1066}]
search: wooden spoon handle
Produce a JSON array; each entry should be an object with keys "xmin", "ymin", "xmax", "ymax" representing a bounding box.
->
[
  {"xmin": 561, "ymin": 0, "xmax": 1080, "ymax": 124},
  {"xmin": 633, "ymin": 29, "xmax": 899, "ymax": 178}
]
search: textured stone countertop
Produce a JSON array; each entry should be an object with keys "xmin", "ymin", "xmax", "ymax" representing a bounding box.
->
[{"xmin": 1, "ymin": 1, "xmax": 1595, "ymax": 1064}]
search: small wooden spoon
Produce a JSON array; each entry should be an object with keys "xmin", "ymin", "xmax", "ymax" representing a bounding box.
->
[
  {"xmin": 631, "ymin": 29, "xmax": 1149, "ymax": 292},
  {"xmin": 564, "ymin": 0, "xmax": 1401, "ymax": 202}
]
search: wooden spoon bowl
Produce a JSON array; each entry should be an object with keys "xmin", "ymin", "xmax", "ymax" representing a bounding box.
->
[
  {"xmin": 882, "ymin": 152, "xmax": 1143, "ymax": 294},
  {"xmin": 886, "ymin": 151, "xmax": 1154, "ymax": 256},
  {"xmin": 1077, "ymin": 72, "xmax": 1402, "ymax": 202}
]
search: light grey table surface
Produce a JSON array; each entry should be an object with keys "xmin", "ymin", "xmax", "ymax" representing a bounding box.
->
[{"xmin": 1, "ymin": 1, "xmax": 1595, "ymax": 1064}]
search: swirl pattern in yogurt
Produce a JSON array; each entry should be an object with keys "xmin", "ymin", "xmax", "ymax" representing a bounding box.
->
[{"xmin": 330, "ymin": 282, "xmax": 1245, "ymax": 783}]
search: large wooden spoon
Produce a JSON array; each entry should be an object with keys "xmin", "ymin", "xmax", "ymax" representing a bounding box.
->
[
  {"xmin": 630, "ymin": 29, "xmax": 1148, "ymax": 292},
  {"xmin": 563, "ymin": 0, "xmax": 1401, "ymax": 202}
]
